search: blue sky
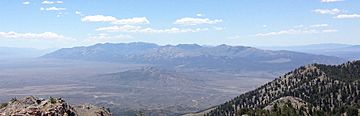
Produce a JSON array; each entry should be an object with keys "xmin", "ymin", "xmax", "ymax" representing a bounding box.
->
[{"xmin": 0, "ymin": 0, "xmax": 359, "ymax": 49}]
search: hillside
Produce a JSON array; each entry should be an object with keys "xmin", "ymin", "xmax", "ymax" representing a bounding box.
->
[
  {"xmin": 0, "ymin": 96, "xmax": 111, "ymax": 116},
  {"xmin": 201, "ymin": 60, "xmax": 360, "ymax": 116},
  {"xmin": 90, "ymin": 67, "xmax": 201, "ymax": 88},
  {"xmin": 43, "ymin": 42, "xmax": 345, "ymax": 72}
]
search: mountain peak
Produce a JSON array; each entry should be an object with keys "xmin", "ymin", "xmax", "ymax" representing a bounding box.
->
[{"xmin": 175, "ymin": 44, "xmax": 202, "ymax": 50}]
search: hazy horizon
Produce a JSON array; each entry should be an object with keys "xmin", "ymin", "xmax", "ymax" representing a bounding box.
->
[{"xmin": 0, "ymin": 42, "xmax": 357, "ymax": 50}]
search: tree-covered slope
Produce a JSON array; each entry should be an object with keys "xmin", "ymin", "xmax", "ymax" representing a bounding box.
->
[{"xmin": 205, "ymin": 60, "xmax": 360, "ymax": 116}]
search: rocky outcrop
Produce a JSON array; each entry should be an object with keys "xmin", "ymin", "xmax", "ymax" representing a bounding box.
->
[{"xmin": 0, "ymin": 96, "xmax": 111, "ymax": 116}]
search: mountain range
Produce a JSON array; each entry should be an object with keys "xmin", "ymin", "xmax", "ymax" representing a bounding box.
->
[
  {"xmin": 196, "ymin": 60, "xmax": 360, "ymax": 116},
  {"xmin": 262, "ymin": 43, "xmax": 360, "ymax": 60},
  {"xmin": 43, "ymin": 42, "xmax": 345, "ymax": 72}
]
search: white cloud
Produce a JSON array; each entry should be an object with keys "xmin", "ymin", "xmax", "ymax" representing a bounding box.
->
[
  {"xmin": 255, "ymin": 24, "xmax": 337, "ymax": 37},
  {"xmin": 75, "ymin": 11, "xmax": 82, "ymax": 15},
  {"xmin": 321, "ymin": 0, "xmax": 343, "ymax": 3},
  {"xmin": 335, "ymin": 14, "xmax": 360, "ymax": 19},
  {"xmin": 322, "ymin": 29, "xmax": 338, "ymax": 33},
  {"xmin": 174, "ymin": 17, "xmax": 222, "ymax": 25},
  {"xmin": 41, "ymin": 7, "xmax": 66, "ymax": 11},
  {"xmin": 196, "ymin": 14, "xmax": 203, "ymax": 17},
  {"xmin": 0, "ymin": 32, "xmax": 75, "ymax": 49},
  {"xmin": 22, "ymin": 1, "xmax": 30, "ymax": 5},
  {"xmin": 81, "ymin": 15, "xmax": 150, "ymax": 25},
  {"xmin": 310, "ymin": 24, "xmax": 329, "ymax": 27},
  {"xmin": 96, "ymin": 25, "xmax": 209, "ymax": 33},
  {"xmin": 42, "ymin": 1, "xmax": 63, "ymax": 4},
  {"xmin": 96, "ymin": 25, "xmax": 141, "ymax": 32},
  {"xmin": 112, "ymin": 17, "xmax": 150, "ymax": 25},
  {"xmin": 81, "ymin": 15, "xmax": 117, "ymax": 22},
  {"xmin": 0, "ymin": 32, "xmax": 65, "ymax": 40},
  {"xmin": 256, "ymin": 29, "xmax": 315, "ymax": 36},
  {"xmin": 312, "ymin": 8, "xmax": 360, "ymax": 21},
  {"xmin": 313, "ymin": 8, "xmax": 341, "ymax": 15}
]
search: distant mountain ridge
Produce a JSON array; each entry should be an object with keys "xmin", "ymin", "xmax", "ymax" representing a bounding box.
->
[
  {"xmin": 43, "ymin": 42, "xmax": 345, "ymax": 72},
  {"xmin": 201, "ymin": 60, "xmax": 360, "ymax": 116},
  {"xmin": 262, "ymin": 43, "xmax": 360, "ymax": 60}
]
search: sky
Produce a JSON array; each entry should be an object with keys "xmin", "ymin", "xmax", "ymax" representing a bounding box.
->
[{"xmin": 0, "ymin": 0, "xmax": 359, "ymax": 49}]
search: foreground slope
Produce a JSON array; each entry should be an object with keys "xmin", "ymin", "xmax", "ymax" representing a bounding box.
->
[
  {"xmin": 0, "ymin": 96, "xmax": 111, "ymax": 116},
  {"xmin": 43, "ymin": 42, "xmax": 345, "ymax": 72},
  {"xmin": 203, "ymin": 60, "xmax": 360, "ymax": 116}
]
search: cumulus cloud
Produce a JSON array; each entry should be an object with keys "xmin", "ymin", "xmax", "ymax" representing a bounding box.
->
[
  {"xmin": 0, "ymin": 32, "xmax": 76, "ymax": 49},
  {"xmin": 174, "ymin": 17, "xmax": 222, "ymax": 25},
  {"xmin": 41, "ymin": 7, "xmax": 66, "ymax": 11},
  {"xmin": 313, "ymin": 8, "xmax": 341, "ymax": 15},
  {"xmin": 75, "ymin": 11, "xmax": 82, "ymax": 15},
  {"xmin": 112, "ymin": 17, "xmax": 150, "ymax": 25},
  {"xmin": 96, "ymin": 25, "xmax": 141, "ymax": 32},
  {"xmin": 81, "ymin": 15, "xmax": 150, "ymax": 25},
  {"xmin": 313, "ymin": 8, "xmax": 360, "ymax": 19},
  {"xmin": 322, "ymin": 29, "xmax": 338, "ymax": 33},
  {"xmin": 42, "ymin": 1, "xmax": 63, "ymax": 4},
  {"xmin": 310, "ymin": 24, "xmax": 329, "ymax": 27},
  {"xmin": 255, "ymin": 24, "xmax": 337, "ymax": 37},
  {"xmin": 81, "ymin": 15, "xmax": 117, "ymax": 22},
  {"xmin": 0, "ymin": 32, "xmax": 66, "ymax": 40},
  {"xmin": 22, "ymin": 1, "xmax": 30, "ymax": 5},
  {"xmin": 255, "ymin": 29, "xmax": 337, "ymax": 36},
  {"xmin": 321, "ymin": 0, "xmax": 343, "ymax": 3},
  {"xmin": 335, "ymin": 14, "xmax": 360, "ymax": 19},
  {"xmin": 256, "ymin": 29, "xmax": 314, "ymax": 36},
  {"xmin": 96, "ymin": 25, "xmax": 208, "ymax": 33}
]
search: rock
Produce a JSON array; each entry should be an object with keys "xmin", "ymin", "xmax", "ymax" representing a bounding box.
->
[{"xmin": 0, "ymin": 96, "xmax": 111, "ymax": 116}]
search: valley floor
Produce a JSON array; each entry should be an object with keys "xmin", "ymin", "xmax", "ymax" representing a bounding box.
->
[{"xmin": 0, "ymin": 58, "xmax": 274, "ymax": 115}]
